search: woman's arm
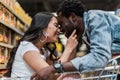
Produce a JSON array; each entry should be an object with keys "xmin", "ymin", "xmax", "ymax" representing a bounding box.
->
[
  {"xmin": 23, "ymin": 50, "xmax": 49, "ymax": 72},
  {"xmin": 59, "ymin": 30, "xmax": 78, "ymax": 62}
]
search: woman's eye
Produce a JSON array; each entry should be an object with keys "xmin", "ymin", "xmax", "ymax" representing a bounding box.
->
[
  {"xmin": 55, "ymin": 24, "xmax": 60, "ymax": 28},
  {"xmin": 56, "ymin": 24, "xmax": 59, "ymax": 27}
]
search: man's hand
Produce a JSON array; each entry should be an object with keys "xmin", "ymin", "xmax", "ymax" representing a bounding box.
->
[{"xmin": 30, "ymin": 65, "xmax": 55, "ymax": 80}]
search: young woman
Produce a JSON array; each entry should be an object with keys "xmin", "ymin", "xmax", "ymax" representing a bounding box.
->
[{"xmin": 4, "ymin": 12, "xmax": 78, "ymax": 79}]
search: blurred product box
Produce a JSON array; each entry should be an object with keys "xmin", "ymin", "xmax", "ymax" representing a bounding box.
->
[
  {"xmin": 0, "ymin": 4, "xmax": 3, "ymax": 20},
  {"xmin": 4, "ymin": 9, "xmax": 9, "ymax": 23},
  {"xmin": 0, "ymin": 46, "xmax": 5, "ymax": 64},
  {"xmin": 3, "ymin": 0, "xmax": 10, "ymax": 6},
  {"xmin": 9, "ymin": 0, "xmax": 16, "ymax": 10},
  {"xmin": 14, "ymin": 1, "xmax": 32, "ymax": 26},
  {"xmin": 0, "ymin": 4, "xmax": 4, "ymax": 20},
  {"xmin": 0, "ymin": 25, "xmax": 4, "ymax": 42},
  {"xmin": 0, "ymin": 25, "xmax": 9, "ymax": 44},
  {"xmin": 9, "ymin": 13, "xmax": 16, "ymax": 27}
]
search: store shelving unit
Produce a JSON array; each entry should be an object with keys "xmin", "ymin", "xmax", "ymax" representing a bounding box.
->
[
  {"xmin": 0, "ymin": 0, "xmax": 28, "ymax": 26},
  {"xmin": 0, "ymin": 20, "xmax": 24, "ymax": 35},
  {"xmin": 0, "ymin": 0, "xmax": 32, "ymax": 76}
]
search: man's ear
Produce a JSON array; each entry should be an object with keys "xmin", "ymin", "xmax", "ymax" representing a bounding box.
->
[{"xmin": 69, "ymin": 13, "xmax": 77, "ymax": 24}]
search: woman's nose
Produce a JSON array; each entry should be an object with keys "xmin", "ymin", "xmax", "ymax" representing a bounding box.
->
[{"xmin": 57, "ymin": 28, "xmax": 60, "ymax": 32}]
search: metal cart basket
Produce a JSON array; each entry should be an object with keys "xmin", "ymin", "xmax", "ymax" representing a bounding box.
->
[
  {"xmin": 58, "ymin": 56, "xmax": 120, "ymax": 80},
  {"xmin": 0, "ymin": 56, "xmax": 120, "ymax": 80}
]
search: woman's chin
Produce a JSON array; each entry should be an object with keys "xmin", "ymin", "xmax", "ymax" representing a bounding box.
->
[
  {"xmin": 50, "ymin": 39, "xmax": 58, "ymax": 43},
  {"xmin": 54, "ymin": 39, "xmax": 58, "ymax": 42}
]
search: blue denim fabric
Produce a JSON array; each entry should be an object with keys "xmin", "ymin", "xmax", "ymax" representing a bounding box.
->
[{"xmin": 71, "ymin": 10, "xmax": 120, "ymax": 72}]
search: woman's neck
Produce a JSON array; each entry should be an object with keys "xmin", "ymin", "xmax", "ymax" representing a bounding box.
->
[{"xmin": 34, "ymin": 41, "xmax": 46, "ymax": 50}]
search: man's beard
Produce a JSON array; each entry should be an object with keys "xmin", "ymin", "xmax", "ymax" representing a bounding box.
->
[{"xmin": 65, "ymin": 20, "xmax": 77, "ymax": 38}]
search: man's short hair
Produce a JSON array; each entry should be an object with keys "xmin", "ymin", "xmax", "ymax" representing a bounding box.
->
[{"xmin": 57, "ymin": 0, "xmax": 86, "ymax": 18}]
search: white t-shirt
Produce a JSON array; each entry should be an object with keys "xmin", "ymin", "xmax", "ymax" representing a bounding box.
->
[{"xmin": 11, "ymin": 41, "xmax": 48, "ymax": 79}]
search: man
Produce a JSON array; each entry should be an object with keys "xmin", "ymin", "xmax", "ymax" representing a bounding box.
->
[{"xmin": 31, "ymin": 0, "xmax": 120, "ymax": 80}]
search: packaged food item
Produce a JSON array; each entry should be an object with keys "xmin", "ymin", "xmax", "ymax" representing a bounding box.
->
[
  {"xmin": 0, "ymin": 33, "xmax": 3, "ymax": 42},
  {"xmin": 16, "ymin": 19, "xmax": 20, "ymax": 29},
  {"xmin": 0, "ymin": 25, "xmax": 4, "ymax": 42},
  {"xmin": 0, "ymin": 6, "xmax": 6, "ymax": 21},
  {"xmin": 14, "ymin": 1, "xmax": 32, "ymax": 26},
  {"xmin": 3, "ymin": 27, "xmax": 9, "ymax": 44},
  {"xmin": 4, "ymin": 0, "xmax": 10, "ymax": 6},
  {"xmin": 10, "ymin": 0, "xmax": 16, "ymax": 10},
  {"xmin": 4, "ymin": 10, "xmax": 9, "ymax": 24},
  {"xmin": 10, "ymin": 13, "xmax": 15, "ymax": 27},
  {"xmin": 2, "ymin": 7, "xmax": 6, "ymax": 21},
  {"xmin": 0, "ymin": 4, "xmax": 3, "ymax": 20},
  {"xmin": 3, "ymin": 32, "xmax": 9, "ymax": 44},
  {"xmin": 0, "ymin": 25, "xmax": 9, "ymax": 44},
  {"xmin": 0, "ymin": 46, "xmax": 5, "ymax": 64},
  {"xmin": 19, "ymin": 23, "xmax": 24, "ymax": 32}
]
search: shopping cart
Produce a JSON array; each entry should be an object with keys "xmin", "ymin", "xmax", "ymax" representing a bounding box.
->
[
  {"xmin": 0, "ymin": 76, "xmax": 30, "ymax": 80},
  {"xmin": 78, "ymin": 65, "xmax": 120, "ymax": 80},
  {"xmin": 57, "ymin": 56, "xmax": 120, "ymax": 80},
  {"xmin": 0, "ymin": 56, "xmax": 120, "ymax": 80}
]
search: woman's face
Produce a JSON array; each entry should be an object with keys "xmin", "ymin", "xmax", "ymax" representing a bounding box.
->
[{"xmin": 45, "ymin": 17, "xmax": 60, "ymax": 42}]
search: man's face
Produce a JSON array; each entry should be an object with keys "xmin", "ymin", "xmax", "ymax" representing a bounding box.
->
[{"xmin": 57, "ymin": 12, "xmax": 75, "ymax": 38}]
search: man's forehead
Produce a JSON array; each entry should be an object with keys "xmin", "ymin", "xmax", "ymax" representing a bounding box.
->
[
  {"xmin": 57, "ymin": 13, "xmax": 62, "ymax": 19},
  {"xmin": 57, "ymin": 12, "xmax": 62, "ymax": 16},
  {"xmin": 57, "ymin": 12, "xmax": 65, "ymax": 19},
  {"xmin": 57, "ymin": 15, "xmax": 63, "ymax": 22}
]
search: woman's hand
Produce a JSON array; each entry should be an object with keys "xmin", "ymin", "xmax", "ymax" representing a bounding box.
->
[
  {"xmin": 59, "ymin": 30, "xmax": 78, "ymax": 62},
  {"xmin": 65, "ymin": 30, "xmax": 78, "ymax": 53}
]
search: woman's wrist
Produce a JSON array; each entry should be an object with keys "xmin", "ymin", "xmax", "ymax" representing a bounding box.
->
[
  {"xmin": 64, "ymin": 48, "xmax": 72, "ymax": 54},
  {"xmin": 51, "ymin": 62, "xmax": 77, "ymax": 73},
  {"xmin": 50, "ymin": 65, "xmax": 56, "ymax": 73}
]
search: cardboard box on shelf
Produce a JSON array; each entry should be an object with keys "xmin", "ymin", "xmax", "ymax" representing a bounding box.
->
[
  {"xmin": 0, "ymin": 47, "xmax": 5, "ymax": 64},
  {"xmin": 0, "ymin": 25, "xmax": 9, "ymax": 44},
  {"xmin": 9, "ymin": 0, "xmax": 16, "ymax": 10},
  {"xmin": 0, "ymin": 4, "xmax": 3, "ymax": 20},
  {"xmin": 3, "ymin": 0, "xmax": 10, "ymax": 6},
  {"xmin": 9, "ymin": 13, "xmax": 16, "ymax": 27},
  {"xmin": 0, "ymin": 25, "xmax": 4, "ymax": 42}
]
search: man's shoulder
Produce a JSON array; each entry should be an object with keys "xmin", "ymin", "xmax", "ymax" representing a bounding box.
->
[
  {"xmin": 88, "ymin": 10, "xmax": 106, "ymax": 13},
  {"xmin": 85, "ymin": 10, "xmax": 108, "ymax": 19}
]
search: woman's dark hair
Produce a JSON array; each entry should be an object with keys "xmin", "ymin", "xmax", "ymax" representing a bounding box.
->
[
  {"xmin": 4, "ymin": 12, "xmax": 57, "ymax": 77},
  {"xmin": 57, "ymin": 0, "xmax": 86, "ymax": 18}
]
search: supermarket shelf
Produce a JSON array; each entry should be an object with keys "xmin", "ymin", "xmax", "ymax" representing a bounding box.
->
[
  {"xmin": 0, "ymin": 20, "xmax": 24, "ymax": 36},
  {"xmin": 0, "ymin": 0, "xmax": 29, "ymax": 27},
  {"xmin": 0, "ymin": 42, "xmax": 14, "ymax": 48}
]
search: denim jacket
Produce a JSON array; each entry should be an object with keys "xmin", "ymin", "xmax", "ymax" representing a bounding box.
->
[{"xmin": 71, "ymin": 10, "xmax": 120, "ymax": 72}]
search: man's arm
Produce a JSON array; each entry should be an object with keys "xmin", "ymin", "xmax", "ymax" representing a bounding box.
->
[
  {"xmin": 30, "ymin": 62, "xmax": 76, "ymax": 80},
  {"xmin": 62, "ymin": 62, "xmax": 77, "ymax": 72}
]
